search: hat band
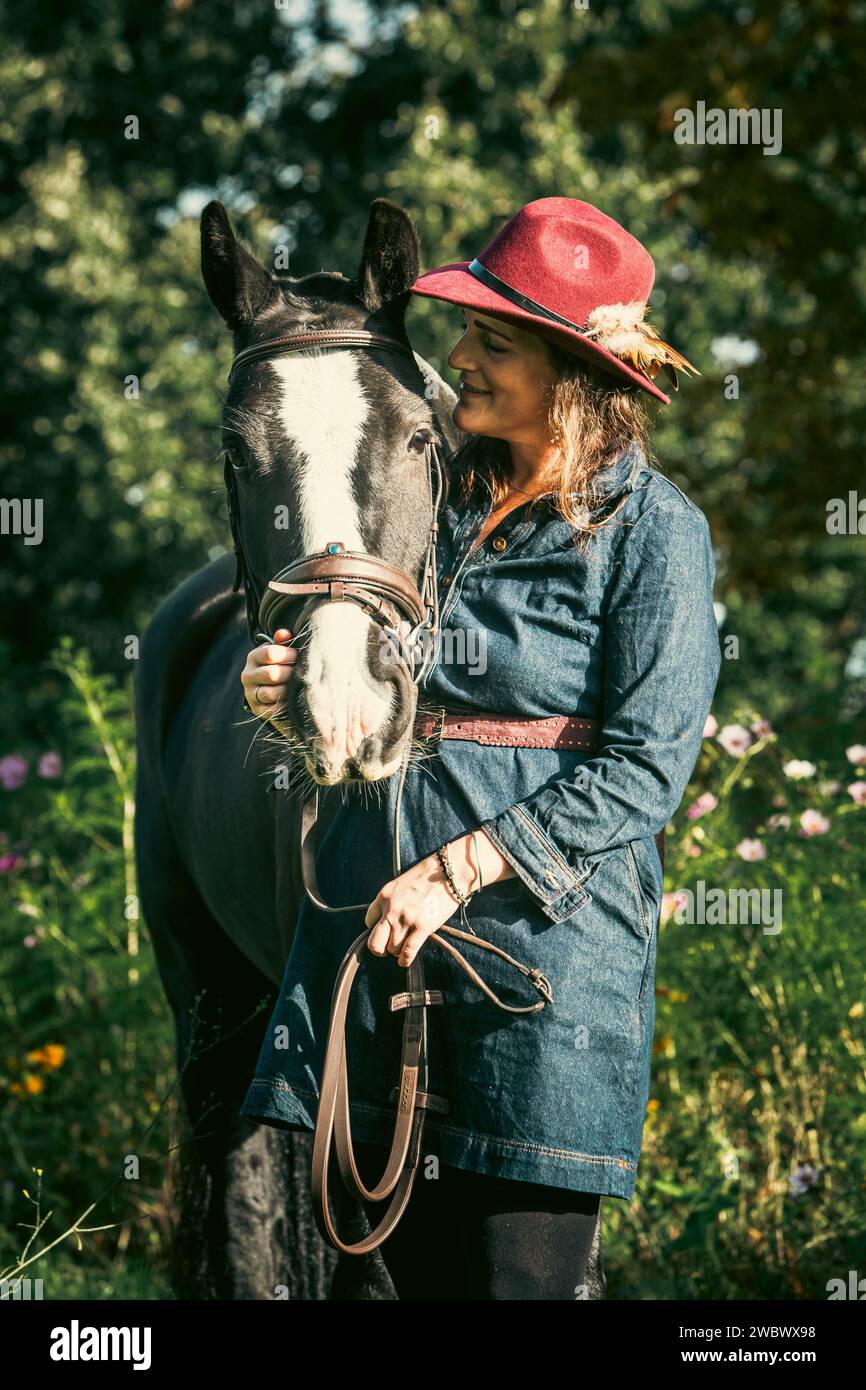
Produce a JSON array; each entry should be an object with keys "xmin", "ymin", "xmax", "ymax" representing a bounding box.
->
[{"xmin": 467, "ymin": 258, "xmax": 589, "ymax": 335}]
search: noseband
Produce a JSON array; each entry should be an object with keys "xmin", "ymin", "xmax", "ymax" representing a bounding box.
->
[{"xmin": 224, "ymin": 328, "xmax": 447, "ymax": 684}]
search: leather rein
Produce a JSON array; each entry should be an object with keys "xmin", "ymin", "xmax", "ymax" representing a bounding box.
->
[{"xmin": 225, "ymin": 328, "xmax": 554, "ymax": 1255}]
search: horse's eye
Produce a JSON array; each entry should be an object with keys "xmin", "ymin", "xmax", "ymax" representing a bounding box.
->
[
  {"xmin": 409, "ymin": 428, "xmax": 432, "ymax": 454},
  {"xmin": 222, "ymin": 446, "xmax": 248, "ymax": 472}
]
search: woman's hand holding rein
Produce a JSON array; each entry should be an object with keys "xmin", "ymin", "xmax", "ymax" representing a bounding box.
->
[{"xmin": 364, "ymin": 829, "xmax": 516, "ymax": 969}]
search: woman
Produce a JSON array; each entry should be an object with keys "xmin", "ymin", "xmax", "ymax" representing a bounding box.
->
[{"xmin": 239, "ymin": 198, "xmax": 721, "ymax": 1299}]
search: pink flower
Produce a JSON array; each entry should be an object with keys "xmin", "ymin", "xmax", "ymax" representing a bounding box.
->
[
  {"xmin": 717, "ymin": 724, "xmax": 753, "ymax": 757},
  {"xmin": 702, "ymin": 714, "xmax": 718, "ymax": 738},
  {"xmin": 0, "ymin": 755, "xmax": 28, "ymax": 790},
  {"xmin": 685, "ymin": 843, "xmax": 702, "ymax": 857},
  {"xmin": 686, "ymin": 792, "xmax": 718, "ymax": 820},
  {"xmin": 660, "ymin": 891, "xmax": 687, "ymax": 923},
  {"xmin": 736, "ymin": 837, "xmax": 767, "ymax": 861},
  {"xmin": 798, "ymin": 809, "xmax": 830, "ymax": 837},
  {"xmin": 847, "ymin": 782, "xmax": 866, "ymax": 806},
  {"xmin": 0, "ymin": 852, "xmax": 24, "ymax": 873},
  {"xmin": 845, "ymin": 744, "xmax": 866, "ymax": 765},
  {"xmin": 37, "ymin": 751, "xmax": 63, "ymax": 779},
  {"xmin": 750, "ymin": 718, "xmax": 773, "ymax": 737},
  {"xmin": 767, "ymin": 813, "xmax": 791, "ymax": 831},
  {"xmin": 23, "ymin": 935, "xmax": 38, "ymax": 948}
]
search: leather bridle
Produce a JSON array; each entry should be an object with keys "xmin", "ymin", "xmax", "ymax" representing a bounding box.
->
[
  {"xmin": 224, "ymin": 327, "xmax": 553, "ymax": 1256},
  {"xmin": 225, "ymin": 328, "xmax": 446, "ymax": 685}
]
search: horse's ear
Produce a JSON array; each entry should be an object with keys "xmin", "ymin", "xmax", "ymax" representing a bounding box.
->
[
  {"xmin": 355, "ymin": 198, "xmax": 420, "ymax": 314},
  {"xmin": 201, "ymin": 200, "xmax": 282, "ymax": 331}
]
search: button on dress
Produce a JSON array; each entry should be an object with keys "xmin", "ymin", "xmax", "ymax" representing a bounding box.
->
[{"xmin": 240, "ymin": 440, "xmax": 721, "ymax": 1199}]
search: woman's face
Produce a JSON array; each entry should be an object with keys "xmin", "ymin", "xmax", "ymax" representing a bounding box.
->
[{"xmin": 447, "ymin": 305, "xmax": 561, "ymax": 447}]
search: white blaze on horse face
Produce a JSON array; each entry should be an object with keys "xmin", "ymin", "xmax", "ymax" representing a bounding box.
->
[{"xmin": 273, "ymin": 352, "xmax": 395, "ymax": 773}]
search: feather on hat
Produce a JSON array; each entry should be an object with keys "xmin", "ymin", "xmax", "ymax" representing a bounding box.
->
[{"xmin": 581, "ymin": 302, "xmax": 700, "ymax": 392}]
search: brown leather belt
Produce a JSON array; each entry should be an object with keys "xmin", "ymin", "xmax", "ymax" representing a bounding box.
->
[{"xmin": 414, "ymin": 708, "xmax": 600, "ymax": 749}]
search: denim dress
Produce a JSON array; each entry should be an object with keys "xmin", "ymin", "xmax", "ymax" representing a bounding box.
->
[{"xmin": 240, "ymin": 440, "xmax": 721, "ymax": 1199}]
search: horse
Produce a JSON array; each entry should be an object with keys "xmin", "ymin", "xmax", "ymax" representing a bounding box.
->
[{"xmin": 133, "ymin": 196, "xmax": 608, "ymax": 1300}]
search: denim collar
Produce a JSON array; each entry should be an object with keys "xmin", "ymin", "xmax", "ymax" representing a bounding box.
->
[{"xmin": 587, "ymin": 439, "xmax": 646, "ymax": 499}]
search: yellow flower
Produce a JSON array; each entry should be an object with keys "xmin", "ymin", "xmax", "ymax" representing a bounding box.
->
[
  {"xmin": 653, "ymin": 1034, "xmax": 676, "ymax": 1058},
  {"xmin": 668, "ymin": 990, "xmax": 689, "ymax": 1003},
  {"xmin": 26, "ymin": 1043, "xmax": 66, "ymax": 1071},
  {"xmin": 849, "ymin": 1001, "xmax": 864, "ymax": 1019},
  {"xmin": 646, "ymin": 1098, "xmax": 660, "ymax": 1114},
  {"xmin": 23, "ymin": 1073, "xmax": 45, "ymax": 1095}
]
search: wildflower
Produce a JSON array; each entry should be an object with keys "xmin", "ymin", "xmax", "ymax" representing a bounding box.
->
[
  {"xmin": 717, "ymin": 724, "xmax": 753, "ymax": 757},
  {"xmin": 845, "ymin": 744, "xmax": 866, "ymax": 765},
  {"xmin": 783, "ymin": 759, "xmax": 816, "ymax": 780},
  {"xmin": 23, "ymin": 935, "xmax": 37, "ymax": 948},
  {"xmin": 685, "ymin": 843, "xmax": 702, "ymax": 857},
  {"xmin": 0, "ymin": 755, "xmax": 28, "ymax": 790},
  {"xmin": 788, "ymin": 1163, "xmax": 821, "ymax": 1196},
  {"xmin": 0, "ymin": 853, "xmax": 24, "ymax": 873},
  {"xmin": 37, "ymin": 751, "xmax": 63, "ymax": 779},
  {"xmin": 750, "ymin": 718, "xmax": 773, "ymax": 737},
  {"xmin": 660, "ymin": 891, "xmax": 688, "ymax": 923},
  {"xmin": 736, "ymin": 838, "xmax": 767, "ymax": 861},
  {"xmin": 798, "ymin": 809, "xmax": 830, "ymax": 837},
  {"xmin": 818, "ymin": 780, "xmax": 841, "ymax": 796},
  {"xmin": 767, "ymin": 813, "xmax": 791, "ymax": 831},
  {"xmin": 847, "ymin": 782, "xmax": 866, "ymax": 806},
  {"xmin": 686, "ymin": 792, "xmax": 718, "ymax": 820},
  {"xmin": 26, "ymin": 1044, "xmax": 66, "ymax": 1071},
  {"xmin": 849, "ymin": 1002, "xmax": 864, "ymax": 1019},
  {"xmin": 12, "ymin": 1074, "xmax": 46, "ymax": 1097},
  {"xmin": 702, "ymin": 713, "xmax": 718, "ymax": 738}
]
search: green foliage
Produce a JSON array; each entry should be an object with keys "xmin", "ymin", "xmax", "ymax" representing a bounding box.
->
[{"xmin": 0, "ymin": 643, "xmax": 175, "ymax": 1294}]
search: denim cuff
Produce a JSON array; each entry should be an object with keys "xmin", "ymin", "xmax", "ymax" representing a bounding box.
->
[{"xmin": 480, "ymin": 804, "xmax": 590, "ymax": 924}]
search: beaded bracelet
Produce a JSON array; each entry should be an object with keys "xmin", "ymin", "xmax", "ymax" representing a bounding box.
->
[{"xmin": 436, "ymin": 841, "xmax": 478, "ymax": 933}]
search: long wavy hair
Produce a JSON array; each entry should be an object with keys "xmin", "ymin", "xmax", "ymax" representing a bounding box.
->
[{"xmin": 448, "ymin": 340, "xmax": 657, "ymax": 545}]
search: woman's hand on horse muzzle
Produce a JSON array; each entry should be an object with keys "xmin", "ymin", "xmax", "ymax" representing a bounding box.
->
[{"xmin": 242, "ymin": 629, "xmax": 297, "ymax": 723}]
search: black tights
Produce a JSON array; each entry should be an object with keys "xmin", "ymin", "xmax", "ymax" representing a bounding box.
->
[{"xmin": 351, "ymin": 1140, "xmax": 602, "ymax": 1301}]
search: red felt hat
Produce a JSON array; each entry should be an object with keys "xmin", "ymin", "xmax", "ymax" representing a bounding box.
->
[{"xmin": 409, "ymin": 197, "xmax": 699, "ymax": 405}]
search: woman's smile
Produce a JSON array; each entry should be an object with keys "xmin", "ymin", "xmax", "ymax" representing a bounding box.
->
[{"xmin": 458, "ymin": 377, "xmax": 492, "ymax": 397}]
